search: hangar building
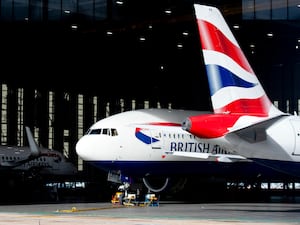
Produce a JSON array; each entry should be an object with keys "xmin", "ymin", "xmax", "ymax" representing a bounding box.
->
[{"xmin": 1, "ymin": 0, "xmax": 300, "ymax": 202}]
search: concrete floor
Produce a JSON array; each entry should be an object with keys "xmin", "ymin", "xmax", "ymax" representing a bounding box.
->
[{"xmin": 0, "ymin": 202, "xmax": 299, "ymax": 224}]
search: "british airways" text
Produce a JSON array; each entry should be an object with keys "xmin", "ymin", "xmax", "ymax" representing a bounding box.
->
[{"xmin": 170, "ymin": 142, "xmax": 229, "ymax": 154}]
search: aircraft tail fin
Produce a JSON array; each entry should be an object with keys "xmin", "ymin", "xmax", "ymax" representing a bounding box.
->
[
  {"xmin": 194, "ymin": 4, "xmax": 282, "ymax": 117},
  {"xmin": 25, "ymin": 126, "xmax": 40, "ymax": 157}
]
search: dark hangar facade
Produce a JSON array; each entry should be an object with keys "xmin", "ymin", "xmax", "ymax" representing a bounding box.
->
[{"xmin": 1, "ymin": 0, "xmax": 300, "ymax": 190}]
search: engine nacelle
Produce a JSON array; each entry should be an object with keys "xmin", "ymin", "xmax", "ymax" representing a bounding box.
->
[
  {"xmin": 182, "ymin": 114, "xmax": 241, "ymax": 138},
  {"xmin": 142, "ymin": 176, "xmax": 169, "ymax": 193}
]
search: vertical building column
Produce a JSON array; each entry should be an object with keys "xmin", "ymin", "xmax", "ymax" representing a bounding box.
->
[
  {"xmin": 53, "ymin": 90, "xmax": 64, "ymax": 152},
  {"xmin": 23, "ymin": 88, "xmax": 36, "ymax": 146},
  {"xmin": 68, "ymin": 92, "xmax": 78, "ymax": 166},
  {"xmin": 6, "ymin": 84, "xmax": 18, "ymax": 145},
  {"xmin": 0, "ymin": 84, "xmax": 8, "ymax": 145},
  {"xmin": 36, "ymin": 89, "xmax": 49, "ymax": 147}
]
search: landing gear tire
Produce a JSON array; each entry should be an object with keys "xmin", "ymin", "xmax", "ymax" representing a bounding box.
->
[{"xmin": 142, "ymin": 177, "xmax": 169, "ymax": 193}]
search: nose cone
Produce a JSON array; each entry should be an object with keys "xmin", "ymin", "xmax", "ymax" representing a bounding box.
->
[{"xmin": 76, "ymin": 136, "xmax": 90, "ymax": 160}]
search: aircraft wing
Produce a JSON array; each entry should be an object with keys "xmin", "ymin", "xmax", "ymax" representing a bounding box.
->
[
  {"xmin": 226, "ymin": 114, "xmax": 288, "ymax": 143},
  {"xmin": 171, "ymin": 151, "xmax": 247, "ymax": 162}
]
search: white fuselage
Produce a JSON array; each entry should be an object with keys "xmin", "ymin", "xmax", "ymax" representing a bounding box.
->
[{"xmin": 76, "ymin": 109, "xmax": 284, "ymax": 179}]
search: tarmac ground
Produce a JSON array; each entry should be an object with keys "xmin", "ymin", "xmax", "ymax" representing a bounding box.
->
[{"xmin": 0, "ymin": 202, "xmax": 300, "ymax": 225}]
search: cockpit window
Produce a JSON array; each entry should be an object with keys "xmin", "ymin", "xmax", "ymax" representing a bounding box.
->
[
  {"xmin": 111, "ymin": 129, "xmax": 118, "ymax": 136},
  {"xmin": 89, "ymin": 129, "xmax": 102, "ymax": 134},
  {"xmin": 102, "ymin": 128, "xmax": 109, "ymax": 135},
  {"xmin": 85, "ymin": 129, "xmax": 91, "ymax": 134},
  {"xmin": 87, "ymin": 128, "xmax": 118, "ymax": 136}
]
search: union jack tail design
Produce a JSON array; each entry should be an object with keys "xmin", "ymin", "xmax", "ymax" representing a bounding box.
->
[{"xmin": 194, "ymin": 4, "xmax": 282, "ymax": 117}]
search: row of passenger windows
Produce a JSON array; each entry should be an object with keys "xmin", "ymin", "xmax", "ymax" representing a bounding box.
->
[
  {"xmin": 164, "ymin": 133, "xmax": 195, "ymax": 140},
  {"xmin": 155, "ymin": 132, "xmax": 196, "ymax": 140},
  {"xmin": 87, "ymin": 128, "xmax": 196, "ymax": 139},
  {"xmin": 86, "ymin": 128, "xmax": 196, "ymax": 142},
  {"xmin": 1, "ymin": 156, "xmax": 47, "ymax": 161}
]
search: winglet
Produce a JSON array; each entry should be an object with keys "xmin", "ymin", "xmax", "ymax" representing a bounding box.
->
[{"xmin": 25, "ymin": 126, "xmax": 40, "ymax": 157}]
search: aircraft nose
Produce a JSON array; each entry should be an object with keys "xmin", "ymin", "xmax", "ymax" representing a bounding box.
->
[{"xmin": 76, "ymin": 136, "xmax": 89, "ymax": 159}]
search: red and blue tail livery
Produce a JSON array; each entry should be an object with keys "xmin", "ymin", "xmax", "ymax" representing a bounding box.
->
[
  {"xmin": 194, "ymin": 4, "xmax": 282, "ymax": 117},
  {"xmin": 182, "ymin": 4, "xmax": 284, "ymax": 139}
]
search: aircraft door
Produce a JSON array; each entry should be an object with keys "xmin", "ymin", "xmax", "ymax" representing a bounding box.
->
[
  {"xmin": 149, "ymin": 129, "xmax": 163, "ymax": 159},
  {"xmin": 150, "ymin": 130, "xmax": 162, "ymax": 150},
  {"xmin": 291, "ymin": 119, "xmax": 300, "ymax": 155}
]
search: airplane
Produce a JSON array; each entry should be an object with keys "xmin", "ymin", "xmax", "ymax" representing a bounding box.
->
[
  {"xmin": 182, "ymin": 4, "xmax": 300, "ymax": 178},
  {"xmin": 0, "ymin": 126, "xmax": 77, "ymax": 177},
  {"xmin": 75, "ymin": 108, "xmax": 288, "ymax": 194}
]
